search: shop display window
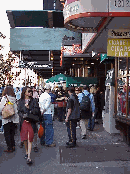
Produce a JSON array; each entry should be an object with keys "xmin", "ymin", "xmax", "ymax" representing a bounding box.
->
[{"xmin": 116, "ymin": 57, "xmax": 130, "ymax": 118}]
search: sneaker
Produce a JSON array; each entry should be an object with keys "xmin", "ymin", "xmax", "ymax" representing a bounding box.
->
[
  {"xmin": 66, "ymin": 140, "xmax": 72, "ymax": 145},
  {"xmin": 24, "ymin": 154, "xmax": 28, "ymax": 159},
  {"xmin": 19, "ymin": 142, "xmax": 24, "ymax": 148},
  {"xmin": 33, "ymin": 146, "xmax": 38, "ymax": 152},
  {"xmin": 66, "ymin": 143, "xmax": 76, "ymax": 148},
  {"xmin": 26, "ymin": 159, "xmax": 33, "ymax": 165},
  {"xmin": 81, "ymin": 135, "xmax": 86, "ymax": 139},
  {"xmin": 46, "ymin": 143, "xmax": 56, "ymax": 147},
  {"xmin": 4, "ymin": 149, "xmax": 13, "ymax": 153},
  {"xmin": 12, "ymin": 146, "xmax": 15, "ymax": 151}
]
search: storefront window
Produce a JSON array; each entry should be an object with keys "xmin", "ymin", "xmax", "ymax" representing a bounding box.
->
[{"xmin": 116, "ymin": 57, "xmax": 130, "ymax": 118}]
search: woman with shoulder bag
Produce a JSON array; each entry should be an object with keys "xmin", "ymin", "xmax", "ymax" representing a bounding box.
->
[
  {"xmin": 0, "ymin": 86, "xmax": 19, "ymax": 152},
  {"xmin": 17, "ymin": 86, "xmax": 41, "ymax": 165}
]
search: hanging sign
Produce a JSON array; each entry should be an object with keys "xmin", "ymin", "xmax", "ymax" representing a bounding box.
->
[
  {"xmin": 61, "ymin": 44, "xmax": 82, "ymax": 56},
  {"xmin": 107, "ymin": 38, "xmax": 130, "ymax": 57},
  {"xmin": 105, "ymin": 68, "xmax": 115, "ymax": 86},
  {"xmin": 108, "ymin": 29, "xmax": 130, "ymax": 38}
]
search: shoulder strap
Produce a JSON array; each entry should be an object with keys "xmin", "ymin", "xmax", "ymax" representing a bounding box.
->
[
  {"xmin": 82, "ymin": 92, "xmax": 90, "ymax": 97},
  {"xmin": 5, "ymin": 95, "xmax": 9, "ymax": 102},
  {"xmin": 82, "ymin": 92, "xmax": 85, "ymax": 97}
]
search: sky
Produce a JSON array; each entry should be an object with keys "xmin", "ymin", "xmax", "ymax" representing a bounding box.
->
[{"xmin": 0, "ymin": 0, "xmax": 43, "ymax": 57}]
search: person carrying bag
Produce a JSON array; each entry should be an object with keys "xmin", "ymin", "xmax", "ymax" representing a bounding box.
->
[{"xmin": 0, "ymin": 86, "xmax": 19, "ymax": 152}]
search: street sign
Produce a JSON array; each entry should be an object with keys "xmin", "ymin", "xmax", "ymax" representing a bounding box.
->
[{"xmin": 107, "ymin": 38, "xmax": 130, "ymax": 57}]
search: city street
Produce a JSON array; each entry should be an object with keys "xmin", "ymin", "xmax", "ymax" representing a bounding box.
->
[{"xmin": 1, "ymin": 120, "xmax": 130, "ymax": 174}]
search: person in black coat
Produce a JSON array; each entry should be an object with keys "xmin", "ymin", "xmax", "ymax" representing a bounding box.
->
[
  {"xmin": 94, "ymin": 87, "xmax": 102, "ymax": 123},
  {"xmin": 17, "ymin": 86, "xmax": 41, "ymax": 165}
]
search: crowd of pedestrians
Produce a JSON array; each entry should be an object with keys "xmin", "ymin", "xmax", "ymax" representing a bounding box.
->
[{"xmin": 0, "ymin": 84, "xmax": 104, "ymax": 165}]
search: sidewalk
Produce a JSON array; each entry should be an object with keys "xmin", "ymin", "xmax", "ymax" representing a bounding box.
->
[{"xmin": 0, "ymin": 120, "xmax": 130, "ymax": 174}]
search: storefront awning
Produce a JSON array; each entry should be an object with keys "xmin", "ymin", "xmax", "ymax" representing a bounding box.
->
[
  {"xmin": 46, "ymin": 73, "xmax": 98, "ymax": 87},
  {"xmin": 6, "ymin": 10, "xmax": 64, "ymax": 28}
]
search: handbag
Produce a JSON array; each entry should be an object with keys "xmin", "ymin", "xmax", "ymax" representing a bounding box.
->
[
  {"xmin": 38, "ymin": 124, "xmax": 44, "ymax": 138},
  {"xmin": 27, "ymin": 113, "xmax": 40, "ymax": 123},
  {"xmin": 2, "ymin": 96, "xmax": 15, "ymax": 119}
]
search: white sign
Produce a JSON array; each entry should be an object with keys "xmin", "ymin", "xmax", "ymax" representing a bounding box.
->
[
  {"xmin": 63, "ymin": 1, "xmax": 81, "ymax": 20},
  {"xmin": 63, "ymin": 0, "xmax": 108, "ymax": 20},
  {"xmin": 63, "ymin": 0, "xmax": 130, "ymax": 21},
  {"xmin": 108, "ymin": 29, "xmax": 130, "ymax": 38},
  {"xmin": 82, "ymin": 33, "xmax": 97, "ymax": 52},
  {"xmin": 109, "ymin": 0, "xmax": 130, "ymax": 12}
]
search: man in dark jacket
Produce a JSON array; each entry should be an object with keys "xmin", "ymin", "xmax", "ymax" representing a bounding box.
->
[{"xmin": 65, "ymin": 87, "xmax": 80, "ymax": 148}]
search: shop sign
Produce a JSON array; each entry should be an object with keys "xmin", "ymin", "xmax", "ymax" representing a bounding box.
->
[
  {"xmin": 109, "ymin": 0, "xmax": 130, "ymax": 12},
  {"xmin": 63, "ymin": 1, "xmax": 81, "ymax": 20},
  {"xmin": 19, "ymin": 61, "xmax": 53, "ymax": 69},
  {"xmin": 107, "ymin": 38, "xmax": 130, "ymax": 57},
  {"xmin": 62, "ymin": 33, "xmax": 81, "ymax": 46},
  {"xmin": 63, "ymin": 0, "xmax": 108, "ymax": 20},
  {"xmin": 108, "ymin": 29, "xmax": 130, "ymax": 38},
  {"xmin": 61, "ymin": 44, "xmax": 82, "ymax": 56},
  {"xmin": 105, "ymin": 68, "xmax": 115, "ymax": 86},
  {"xmin": 82, "ymin": 33, "xmax": 97, "ymax": 52}
]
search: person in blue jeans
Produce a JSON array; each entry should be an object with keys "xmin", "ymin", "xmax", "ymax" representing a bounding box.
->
[
  {"xmin": 88, "ymin": 108, "xmax": 97, "ymax": 131},
  {"xmin": 39, "ymin": 84, "xmax": 56, "ymax": 147}
]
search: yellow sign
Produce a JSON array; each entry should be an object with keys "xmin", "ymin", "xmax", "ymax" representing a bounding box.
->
[{"xmin": 107, "ymin": 38, "xmax": 130, "ymax": 57}]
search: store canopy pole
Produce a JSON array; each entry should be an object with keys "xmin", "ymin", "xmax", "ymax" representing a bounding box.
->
[
  {"xmin": 126, "ymin": 57, "xmax": 129, "ymax": 118},
  {"xmin": 115, "ymin": 57, "xmax": 118, "ymax": 117},
  {"xmin": 20, "ymin": 51, "xmax": 21, "ymax": 61},
  {"xmin": 83, "ymin": 67, "xmax": 85, "ymax": 77},
  {"xmin": 49, "ymin": 51, "xmax": 51, "ymax": 61},
  {"xmin": 78, "ymin": 68, "xmax": 79, "ymax": 77}
]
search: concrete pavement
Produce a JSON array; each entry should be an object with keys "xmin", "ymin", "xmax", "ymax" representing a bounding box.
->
[{"xmin": 0, "ymin": 120, "xmax": 130, "ymax": 174}]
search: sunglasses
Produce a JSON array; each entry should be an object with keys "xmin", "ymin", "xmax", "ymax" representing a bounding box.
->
[{"xmin": 28, "ymin": 90, "xmax": 32, "ymax": 93}]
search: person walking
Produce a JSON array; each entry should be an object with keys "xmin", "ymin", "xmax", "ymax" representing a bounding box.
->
[
  {"xmin": 15, "ymin": 87, "xmax": 21, "ymax": 102},
  {"xmin": 65, "ymin": 87, "xmax": 80, "ymax": 148},
  {"xmin": 78, "ymin": 85, "xmax": 95, "ymax": 139},
  {"xmin": 18, "ymin": 86, "xmax": 41, "ymax": 165},
  {"xmin": 94, "ymin": 87, "xmax": 102, "ymax": 124},
  {"xmin": 49, "ymin": 89, "xmax": 56, "ymax": 121},
  {"xmin": 87, "ymin": 86, "xmax": 96, "ymax": 131},
  {"xmin": 39, "ymin": 84, "xmax": 56, "ymax": 147},
  {"xmin": 0, "ymin": 86, "xmax": 19, "ymax": 152},
  {"xmin": 56, "ymin": 91, "xmax": 65, "ymax": 122}
]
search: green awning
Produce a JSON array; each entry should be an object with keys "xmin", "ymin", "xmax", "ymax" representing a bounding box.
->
[
  {"xmin": 46, "ymin": 74, "xmax": 69, "ymax": 83},
  {"xmin": 46, "ymin": 74, "xmax": 98, "ymax": 87},
  {"xmin": 73, "ymin": 77, "xmax": 98, "ymax": 86}
]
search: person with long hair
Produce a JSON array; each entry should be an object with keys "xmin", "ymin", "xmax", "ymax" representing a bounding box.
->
[
  {"xmin": 0, "ymin": 86, "xmax": 19, "ymax": 152},
  {"xmin": 17, "ymin": 86, "xmax": 41, "ymax": 165}
]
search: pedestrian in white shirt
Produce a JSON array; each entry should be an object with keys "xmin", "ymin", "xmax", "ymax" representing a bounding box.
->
[{"xmin": 39, "ymin": 84, "xmax": 56, "ymax": 147}]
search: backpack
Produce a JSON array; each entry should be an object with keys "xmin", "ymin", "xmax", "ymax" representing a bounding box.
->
[{"xmin": 80, "ymin": 93, "xmax": 91, "ymax": 111}]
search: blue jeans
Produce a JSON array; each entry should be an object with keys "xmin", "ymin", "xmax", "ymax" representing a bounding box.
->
[
  {"xmin": 88, "ymin": 117, "xmax": 95, "ymax": 130},
  {"xmin": 40, "ymin": 114, "xmax": 54, "ymax": 145},
  {"xmin": 88, "ymin": 108, "xmax": 97, "ymax": 130}
]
